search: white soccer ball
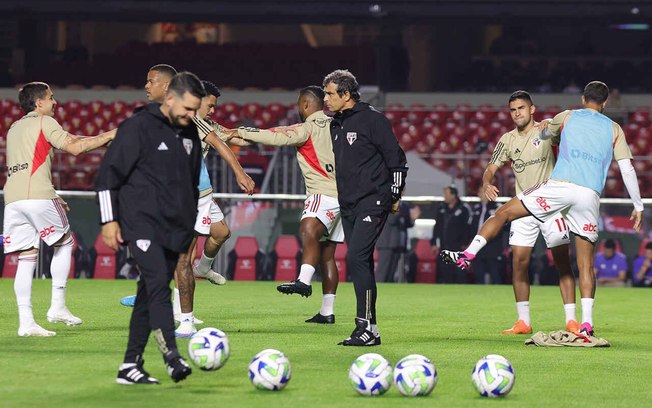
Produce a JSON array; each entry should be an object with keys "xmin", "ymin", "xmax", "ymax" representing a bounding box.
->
[
  {"xmin": 471, "ymin": 354, "xmax": 515, "ymax": 397},
  {"xmin": 187, "ymin": 327, "xmax": 230, "ymax": 371},
  {"xmin": 393, "ymin": 354, "xmax": 437, "ymax": 397},
  {"xmin": 348, "ymin": 353, "xmax": 393, "ymax": 396},
  {"xmin": 248, "ymin": 349, "xmax": 292, "ymax": 391}
]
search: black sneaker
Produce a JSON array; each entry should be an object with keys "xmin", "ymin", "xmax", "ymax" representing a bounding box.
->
[
  {"xmin": 166, "ymin": 356, "xmax": 192, "ymax": 383},
  {"xmin": 338, "ymin": 318, "xmax": 381, "ymax": 346},
  {"xmin": 116, "ymin": 361, "xmax": 160, "ymax": 385},
  {"xmin": 277, "ymin": 280, "xmax": 312, "ymax": 297},
  {"xmin": 305, "ymin": 313, "xmax": 335, "ymax": 324}
]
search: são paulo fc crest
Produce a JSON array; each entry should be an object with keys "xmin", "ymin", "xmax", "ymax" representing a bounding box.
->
[
  {"xmin": 346, "ymin": 132, "xmax": 357, "ymax": 145},
  {"xmin": 532, "ymin": 137, "xmax": 542, "ymax": 148},
  {"xmin": 182, "ymin": 138, "xmax": 193, "ymax": 155}
]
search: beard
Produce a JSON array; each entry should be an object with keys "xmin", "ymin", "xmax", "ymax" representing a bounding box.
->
[{"xmin": 170, "ymin": 114, "xmax": 191, "ymax": 128}]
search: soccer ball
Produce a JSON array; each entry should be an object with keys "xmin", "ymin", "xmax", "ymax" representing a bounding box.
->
[
  {"xmin": 348, "ymin": 353, "xmax": 393, "ymax": 396},
  {"xmin": 187, "ymin": 327, "xmax": 230, "ymax": 371},
  {"xmin": 471, "ymin": 354, "xmax": 515, "ymax": 397},
  {"xmin": 393, "ymin": 354, "xmax": 437, "ymax": 397},
  {"xmin": 248, "ymin": 349, "xmax": 291, "ymax": 391}
]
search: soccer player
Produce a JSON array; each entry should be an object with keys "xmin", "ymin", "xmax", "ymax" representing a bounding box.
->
[
  {"xmin": 174, "ymin": 80, "xmax": 256, "ymax": 336},
  {"xmin": 441, "ymin": 81, "xmax": 643, "ymax": 337},
  {"xmin": 323, "ymin": 69, "xmax": 408, "ymax": 346},
  {"xmin": 96, "ymin": 72, "xmax": 205, "ymax": 384},
  {"xmin": 227, "ymin": 85, "xmax": 343, "ymax": 324},
  {"xmin": 3, "ymin": 82, "xmax": 115, "ymax": 337},
  {"xmin": 483, "ymin": 90, "xmax": 577, "ymax": 334}
]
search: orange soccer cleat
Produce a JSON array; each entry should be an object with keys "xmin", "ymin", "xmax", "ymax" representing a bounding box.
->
[
  {"xmin": 566, "ymin": 320, "xmax": 580, "ymax": 333},
  {"xmin": 501, "ymin": 319, "xmax": 533, "ymax": 335}
]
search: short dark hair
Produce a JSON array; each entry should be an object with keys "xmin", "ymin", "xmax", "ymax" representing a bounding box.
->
[
  {"xmin": 604, "ymin": 239, "xmax": 616, "ymax": 250},
  {"xmin": 168, "ymin": 72, "xmax": 206, "ymax": 99},
  {"xmin": 149, "ymin": 64, "xmax": 177, "ymax": 79},
  {"xmin": 445, "ymin": 185, "xmax": 458, "ymax": 197},
  {"xmin": 322, "ymin": 69, "xmax": 361, "ymax": 102},
  {"xmin": 300, "ymin": 85, "xmax": 324, "ymax": 107},
  {"xmin": 201, "ymin": 80, "xmax": 221, "ymax": 98},
  {"xmin": 508, "ymin": 90, "xmax": 533, "ymax": 106},
  {"xmin": 18, "ymin": 82, "xmax": 50, "ymax": 113},
  {"xmin": 583, "ymin": 81, "xmax": 609, "ymax": 104},
  {"xmin": 646, "ymin": 242, "xmax": 652, "ymax": 250}
]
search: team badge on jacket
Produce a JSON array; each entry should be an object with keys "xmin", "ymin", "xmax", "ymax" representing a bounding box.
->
[
  {"xmin": 136, "ymin": 239, "xmax": 151, "ymax": 252},
  {"xmin": 532, "ymin": 137, "xmax": 542, "ymax": 148},
  {"xmin": 346, "ymin": 132, "xmax": 357, "ymax": 145},
  {"xmin": 182, "ymin": 138, "xmax": 193, "ymax": 155}
]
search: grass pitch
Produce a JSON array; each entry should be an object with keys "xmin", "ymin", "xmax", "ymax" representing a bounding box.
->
[{"xmin": 0, "ymin": 279, "xmax": 651, "ymax": 407}]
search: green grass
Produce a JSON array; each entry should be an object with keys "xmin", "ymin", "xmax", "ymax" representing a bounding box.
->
[{"xmin": 1, "ymin": 279, "xmax": 651, "ymax": 407}]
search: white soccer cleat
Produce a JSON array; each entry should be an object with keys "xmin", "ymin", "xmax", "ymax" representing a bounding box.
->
[
  {"xmin": 46, "ymin": 308, "xmax": 83, "ymax": 326},
  {"xmin": 174, "ymin": 314, "xmax": 204, "ymax": 325},
  {"xmin": 193, "ymin": 266, "xmax": 227, "ymax": 285},
  {"xmin": 18, "ymin": 323, "xmax": 56, "ymax": 337},
  {"xmin": 175, "ymin": 321, "xmax": 197, "ymax": 338}
]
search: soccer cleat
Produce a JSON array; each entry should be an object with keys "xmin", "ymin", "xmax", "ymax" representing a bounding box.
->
[
  {"xmin": 166, "ymin": 355, "xmax": 192, "ymax": 383},
  {"xmin": 566, "ymin": 320, "xmax": 581, "ymax": 333},
  {"xmin": 18, "ymin": 323, "xmax": 56, "ymax": 337},
  {"xmin": 46, "ymin": 307, "xmax": 83, "ymax": 326},
  {"xmin": 338, "ymin": 318, "xmax": 381, "ymax": 346},
  {"xmin": 120, "ymin": 295, "xmax": 136, "ymax": 307},
  {"xmin": 305, "ymin": 313, "xmax": 335, "ymax": 324},
  {"xmin": 440, "ymin": 250, "xmax": 472, "ymax": 270},
  {"xmin": 193, "ymin": 266, "xmax": 227, "ymax": 285},
  {"xmin": 277, "ymin": 280, "xmax": 312, "ymax": 297},
  {"xmin": 501, "ymin": 319, "xmax": 533, "ymax": 335},
  {"xmin": 579, "ymin": 322, "xmax": 594, "ymax": 337},
  {"xmin": 174, "ymin": 314, "xmax": 204, "ymax": 325},
  {"xmin": 175, "ymin": 320, "xmax": 197, "ymax": 338},
  {"xmin": 116, "ymin": 361, "xmax": 160, "ymax": 385}
]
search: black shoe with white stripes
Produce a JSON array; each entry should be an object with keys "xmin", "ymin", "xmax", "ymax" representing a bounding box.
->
[
  {"xmin": 338, "ymin": 318, "xmax": 381, "ymax": 346},
  {"xmin": 116, "ymin": 360, "xmax": 160, "ymax": 385}
]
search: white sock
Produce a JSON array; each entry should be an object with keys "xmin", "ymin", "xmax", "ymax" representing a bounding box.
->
[
  {"xmin": 179, "ymin": 312, "xmax": 193, "ymax": 323},
  {"xmin": 516, "ymin": 301, "xmax": 530, "ymax": 325},
  {"xmin": 370, "ymin": 324, "xmax": 380, "ymax": 337},
  {"xmin": 581, "ymin": 298, "xmax": 594, "ymax": 326},
  {"xmin": 297, "ymin": 264, "xmax": 316, "ymax": 285},
  {"xmin": 465, "ymin": 235, "xmax": 487, "ymax": 257},
  {"xmin": 173, "ymin": 287, "xmax": 181, "ymax": 316},
  {"xmin": 50, "ymin": 235, "xmax": 74, "ymax": 310},
  {"xmin": 119, "ymin": 363, "xmax": 137, "ymax": 370},
  {"xmin": 197, "ymin": 250, "xmax": 215, "ymax": 274},
  {"xmin": 320, "ymin": 294, "xmax": 336, "ymax": 316},
  {"xmin": 563, "ymin": 303, "xmax": 576, "ymax": 323},
  {"xmin": 15, "ymin": 254, "xmax": 38, "ymax": 328}
]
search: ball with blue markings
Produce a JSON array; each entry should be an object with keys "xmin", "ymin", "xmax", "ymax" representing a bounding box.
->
[
  {"xmin": 248, "ymin": 349, "xmax": 291, "ymax": 391},
  {"xmin": 348, "ymin": 353, "xmax": 393, "ymax": 396},
  {"xmin": 393, "ymin": 354, "xmax": 437, "ymax": 396},
  {"xmin": 471, "ymin": 354, "xmax": 515, "ymax": 397}
]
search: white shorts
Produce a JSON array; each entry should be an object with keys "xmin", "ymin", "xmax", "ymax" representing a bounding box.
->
[
  {"xmin": 518, "ymin": 179, "xmax": 600, "ymax": 243},
  {"xmin": 3, "ymin": 199, "xmax": 70, "ymax": 253},
  {"xmin": 301, "ymin": 194, "xmax": 344, "ymax": 243},
  {"xmin": 194, "ymin": 195, "xmax": 225, "ymax": 235},
  {"xmin": 509, "ymin": 214, "xmax": 570, "ymax": 248}
]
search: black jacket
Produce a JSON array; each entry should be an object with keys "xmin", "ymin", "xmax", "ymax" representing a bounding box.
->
[
  {"xmin": 330, "ymin": 102, "xmax": 407, "ymax": 211},
  {"xmin": 95, "ymin": 103, "xmax": 201, "ymax": 253},
  {"xmin": 430, "ymin": 200, "xmax": 472, "ymax": 251}
]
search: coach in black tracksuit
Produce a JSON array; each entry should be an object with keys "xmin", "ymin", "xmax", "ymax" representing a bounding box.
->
[
  {"xmin": 323, "ymin": 70, "xmax": 407, "ymax": 346},
  {"xmin": 96, "ymin": 73, "xmax": 205, "ymax": 384}
]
